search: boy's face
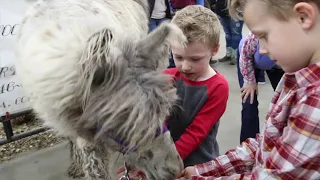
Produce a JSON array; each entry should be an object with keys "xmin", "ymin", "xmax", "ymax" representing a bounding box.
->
[
  {"xmin": 243, "ymin": 0, "xmax": 319, "ymax": 73},
  {"xmin": 172, "ymin": 41, "xmax": 217, "ymax": 81}
]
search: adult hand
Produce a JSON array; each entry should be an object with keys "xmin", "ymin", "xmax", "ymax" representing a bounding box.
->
[
  {"xmin": 241, "ymin": 83, "xmax": 258, "ymax": 104},
  {"xmin": 115, "ymin": 165, "xmax": 147, "ymax": 180},
  {"xmin": 176, "ymin": 166, "xmax": 197, "ymax": 180}
]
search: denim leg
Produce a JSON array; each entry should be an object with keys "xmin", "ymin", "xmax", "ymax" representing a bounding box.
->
[
  {"xmin": 168, "ymin": 54, "xmax": 176, "ymax": 68},
  {"xmin": 236, "ymin": 49, "xmax": 244, "ymax": 87},
  {"xmin": 149, "ymin": 18, "xmax": 175, "ymax": 68},
  {"xmin": 154, "ymin": 18, "xmax": 175, "ymax": 68},
  {"xmin": 230, "ymin": 19, "xmax": 244, "ymax": 50},
  {"xmin": 148, "ymin": 18, "xmax": 157, "ymax": 33},
  {"xmin": 158, "ymin": 18, "xmax": 169, "ymax": 25},
  {"xmin": 240, "ymin": 90, "xmax": 260, "ymax": 143},
  {"xmin": 237, "ymin": 49, "xmax": 260, "ymax": 143},
  {"xmin": 258, "ymin": 70, "xmax": 265, "ymax": 82},
  {"xmin": 219, "ymin": 16, "xmax": 232, "ymax": 48}
]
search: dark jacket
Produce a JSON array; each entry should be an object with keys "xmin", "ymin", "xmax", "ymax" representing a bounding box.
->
[
  {"xmin": 148, "ymin": 0, "xmax": 172, "ymax": 19},
  {"xmin": 215, "ymin": 0, "xmax": 229, "ymax": 17},
  {"xmin": 171, "ymin": 0, "xmax": 196, "ymax": 9}
]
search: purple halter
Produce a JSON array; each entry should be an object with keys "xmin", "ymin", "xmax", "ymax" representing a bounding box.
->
[{"xmin": 97, "ymin": 124, "xmax": 168, "ymax": 154}]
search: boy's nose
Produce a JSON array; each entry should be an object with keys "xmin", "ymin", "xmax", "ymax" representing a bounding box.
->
[
  {"xmin": 259, "ymin": 47, "xmax": 268, "ymax": 55},
  {"xmin": 181, "ymin": 62, "xmax": 192, "ymax": 71},
  {"xmin": 259, "ymin": 43, "xmax": 268, "ymax": 55}
]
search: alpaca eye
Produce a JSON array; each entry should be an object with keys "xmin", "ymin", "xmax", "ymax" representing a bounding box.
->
[
  {"xmin": 146, "ymin": 150, "xmax": 154, "ymax": 159},
  {"xmin": 92, "ymin": 67, "xmax": 105, "ymax": 86}
]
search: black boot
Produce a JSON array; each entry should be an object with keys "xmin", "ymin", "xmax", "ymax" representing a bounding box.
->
[{"xmin": 218, "ymin": 55, "xmax": 231, "ymax": 62}]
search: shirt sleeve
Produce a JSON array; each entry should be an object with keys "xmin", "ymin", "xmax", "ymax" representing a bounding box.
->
[
  {"xmin": 239, "ymin": 32, "xmax": 259, "ymax": 85},
  {"xmin": 192, "ymin": 137, "xmax": 260, "ymax": 178},
  {"xmin": 175, "ymin": 79, "xmax": 229, "ymax": 159}
]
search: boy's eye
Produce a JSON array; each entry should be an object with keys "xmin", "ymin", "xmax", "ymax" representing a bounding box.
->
[
  {"xmin": 259, "ymin": 34, "xmax": 268, "ymax": 41},
  {"xmin": 174, "ymin": 56, "xmax": 183, "ymax": 60}
]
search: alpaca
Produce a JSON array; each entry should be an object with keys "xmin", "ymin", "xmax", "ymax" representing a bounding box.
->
[{"xmin": 15, "ymin": 0, "xmax": 187, "ymax": 179}]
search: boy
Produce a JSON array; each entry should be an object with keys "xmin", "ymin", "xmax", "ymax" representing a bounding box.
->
[
  {"xmin": 215, "ymin": 0, "xmax": 244, "ymax": 65},
  {"xmin": 164, "ymin": 5, "xmax": 229, "ymax": 167},
  {"xmin": 177, "ymin": 0, "xmax": 320, "ymax": 179},
  {"xmin": 115, "ymin": 5, "xmax": 229, "ymax": 179},
  {"xmin": 168, "ymin": 0, "xmax": 206, "ymax": 68}
]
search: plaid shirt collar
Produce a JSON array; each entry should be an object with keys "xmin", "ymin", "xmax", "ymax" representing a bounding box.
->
[{"xmin": 283, "ymin": 63, "xmax": 320, "ymax": 92}]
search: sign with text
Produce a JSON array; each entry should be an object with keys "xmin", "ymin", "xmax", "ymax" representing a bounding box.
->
[{"xmin": 0, "ymin": 0, "xmax": 36, "ymax": 116}]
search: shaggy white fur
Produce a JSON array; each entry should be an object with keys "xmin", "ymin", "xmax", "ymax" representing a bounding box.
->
[{"xmin": 15, "ymin": 0, "xmax": 187, "ymax": 179}]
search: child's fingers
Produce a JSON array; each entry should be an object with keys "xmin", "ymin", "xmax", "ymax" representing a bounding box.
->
[
  {"xmin": 176, "ymin": 169, "xmax": 185, "ymax": 178},
  {"xmin": 242, "ymin": 92, "xmax": 249, "ymax": 103},
  {"xmin": 250, "ymin": 90, "xmax": 254, "ymax": 104},
  {"xmin": 241, "ymin": 89, "xmax": 246, "ymax": 99}
]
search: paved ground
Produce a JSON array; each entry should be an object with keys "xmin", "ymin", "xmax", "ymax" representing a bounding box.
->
[{"xmin": 0, "ymin": 26, "xmax": 275, "ymax": 180}]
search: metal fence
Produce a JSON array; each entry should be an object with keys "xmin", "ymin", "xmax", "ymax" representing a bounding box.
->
[{"xmin": 0, "ymin": 110, "xmax": 49, "ymax": 145}]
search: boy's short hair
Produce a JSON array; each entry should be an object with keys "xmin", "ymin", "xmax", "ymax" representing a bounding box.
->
[
  {"xmin": 228, "ymin": 0, "xmax": 320, "ymax": 21},
  {"xmin": 171, "ymin": 5, "xmax": 220, "ymax": 48}
]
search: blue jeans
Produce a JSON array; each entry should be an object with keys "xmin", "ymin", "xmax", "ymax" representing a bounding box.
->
[
  {"xmin": 149, "ymin": 18, "xmax": 167, "ymax": 32},
  {"xmin": 220, "ymin": 16, "xmax": 244, "ymax": 50},
  {"xmin": 149, "ymin": 18, "xmax": 175, "ymax": 68},
  {"xmin": 258, "ymin": 71, "xmax": 265, "ymax": 82}
]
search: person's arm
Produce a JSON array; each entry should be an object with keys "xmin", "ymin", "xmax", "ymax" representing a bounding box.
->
[
  {"xmin": 239, "ymin": 32, "xmax": 259, "ymax": 104},
  {"xmin": 175, "ymin": 80, "xmax": 229, "ymax": 159},
  {"xmin": 239, "ymin": 32, "xmax": 259, "ymax": 85},
  {"xmin": 196, "ymin": 0, "xmax": 205, "ymax": 6},
  {"xmin": 191, "ymin": 89, "xmax": 320, "ymax": 179},
  {"xmin": 191, "ymin": 136, "xmax": 259, "ymax": 178}
]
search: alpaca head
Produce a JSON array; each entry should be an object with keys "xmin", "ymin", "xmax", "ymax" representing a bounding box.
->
[{"xmin": 73, "ymin": 21, "xmax": 186, "ymax": 179}]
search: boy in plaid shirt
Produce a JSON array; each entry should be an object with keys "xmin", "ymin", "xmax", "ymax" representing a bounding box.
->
[{"xmin": 177, "ymin": 0, "xmax": 320, "ymax": 179}]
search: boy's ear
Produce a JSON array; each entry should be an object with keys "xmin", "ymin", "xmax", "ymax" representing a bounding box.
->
[
  {"xmin": 294, "ymin": 2, "xmax": 317, "ymax": 30},
  {"xmin": 211, "ymin": 44, "xmax": 220, "ymax": 56}
]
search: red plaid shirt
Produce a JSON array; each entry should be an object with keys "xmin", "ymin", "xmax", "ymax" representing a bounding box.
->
[{"xmin": 192, "ymin": 64, "xmax": 320, "ymax": 180}]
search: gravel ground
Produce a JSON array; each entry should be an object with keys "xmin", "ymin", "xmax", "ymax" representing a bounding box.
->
[{"xmin": 0, "ymin": 114, "xmax": 65, "ymax": 162}]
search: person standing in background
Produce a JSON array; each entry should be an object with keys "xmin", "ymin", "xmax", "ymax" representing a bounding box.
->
[
  {"xmin": 148, "ymin": 0, "xmax": 172, "ymax": 32},
  {"xmin": 171, "ymin": 0, "xmax": 205, "ymax": 11},
  {"xmin": 215, "ymin": 0, "xmax": 243, "ymax": 65}
]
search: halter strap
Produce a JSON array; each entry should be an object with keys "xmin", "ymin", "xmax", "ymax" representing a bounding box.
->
[{"xmin": 97, "ymin": 124, "xmax": 169, "ymax": 154}]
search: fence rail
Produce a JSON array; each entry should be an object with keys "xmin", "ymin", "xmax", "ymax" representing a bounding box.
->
[{"xmin": 0, "ymin": 110, "xmax": 49, "ymax": 145}]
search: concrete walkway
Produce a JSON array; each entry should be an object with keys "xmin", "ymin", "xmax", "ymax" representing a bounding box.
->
[{"xmin": 0, "ymin": 26, "xmax": 275, "ymax": 180}]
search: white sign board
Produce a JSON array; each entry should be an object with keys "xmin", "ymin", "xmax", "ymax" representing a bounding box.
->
[{"xmin": 0, "ymin": 0, "xmax": 36, "ymax": 116}]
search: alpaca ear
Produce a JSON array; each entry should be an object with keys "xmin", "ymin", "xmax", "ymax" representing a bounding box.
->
[
  {"xmin": 80, "ymin": 28, "xmax": 114, "ymax": 87},
  {"xmin": 135, "ymin": 21, "xmax": 187, "ymax": 69}
]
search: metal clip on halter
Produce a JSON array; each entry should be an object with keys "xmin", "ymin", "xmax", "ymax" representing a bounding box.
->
[{"xmin": 119, "ymin": 161, "xmax": 130, "ymax": 180}]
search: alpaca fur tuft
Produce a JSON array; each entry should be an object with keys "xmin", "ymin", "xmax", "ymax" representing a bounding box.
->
[{"xmin": 16, "ymin": 0, "xmax": 185, "ymax": 179}]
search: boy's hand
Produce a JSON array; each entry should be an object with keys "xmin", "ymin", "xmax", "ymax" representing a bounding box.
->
[
  {"xmin": 241, "ymin": 83, "xmax": 258, "ymax": 104},
  {"xmin": 176, "ymin": 166, "xmax": 197, "ymax": 180},
  {"xmin": 115, "ymin": 165, "xmax": 147, "ymax": 180}
]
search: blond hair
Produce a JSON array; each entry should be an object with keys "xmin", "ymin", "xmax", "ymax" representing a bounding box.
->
[
  {"xmin": 171, "ymin": 5, "xmax": 220, "ymax": 48},
  {"xmin": 228, "ymin": 0, "xmax": 320, "ymax": 21}
]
